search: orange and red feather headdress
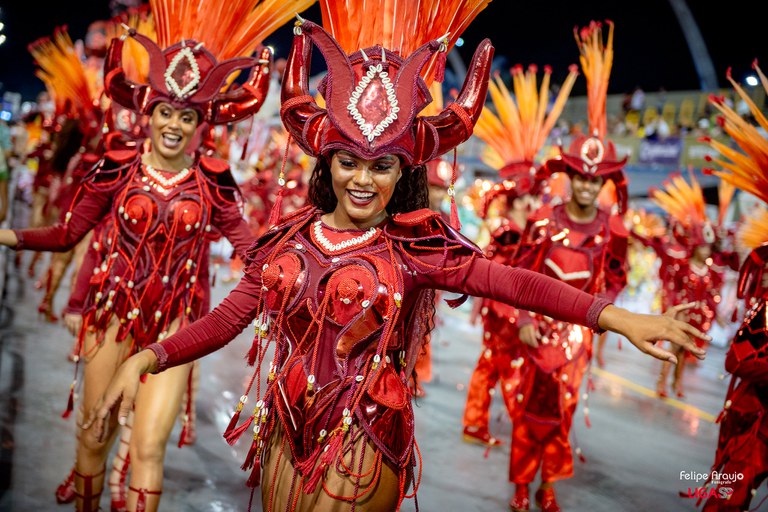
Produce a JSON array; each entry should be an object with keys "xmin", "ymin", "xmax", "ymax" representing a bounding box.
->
[{"xmin": 104, "ymin": 0, "xmax": 315, "ymax": 125}]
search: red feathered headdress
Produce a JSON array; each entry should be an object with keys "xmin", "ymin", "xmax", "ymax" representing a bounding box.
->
[
  {"xmin": 544, "ymin": 21, "xmax": 628, "ymax": 213},
  {"xmin": 104, "ymin": 0, "xmax": 314, "ymax": 125}
]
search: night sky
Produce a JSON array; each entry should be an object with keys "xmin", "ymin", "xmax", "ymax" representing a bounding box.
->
[{"xmin": 0, "ymin": 0, "xmax": 765, "ymax": 101}]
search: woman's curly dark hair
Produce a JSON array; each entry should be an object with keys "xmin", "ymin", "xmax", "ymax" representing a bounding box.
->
[{"xmin": 308, "ymin": 155, "xmax": 429, "ymax": 214}]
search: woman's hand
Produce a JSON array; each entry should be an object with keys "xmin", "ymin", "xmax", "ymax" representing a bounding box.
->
[
  {"xmin": 0, "ymin": 229, "xmax": 18, "ymax": 247},
  {"xmin": 519, "ymin": 324, "xmax": 540, "ymax": 348},
  {"xmin": 63, "ymin": 313, "xmax": 83, "ymax": 337},
  {"xmin": 80, "ymin": 349, "xmax": 158, "ymax": 441},
  {"xmin": 598, "ymin": 303, "xmax": 709, "ymax": 364}
]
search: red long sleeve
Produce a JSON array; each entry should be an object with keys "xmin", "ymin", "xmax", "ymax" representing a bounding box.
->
[
  {"xmin": 148, "ymin": 230, "xmax": 609, "ymax": 372},
  {"xmin": 213, "ymin": 202, "xmax": 254, "ymax": 259},
  {"xmin": 147, "ymin": 269, "xmax": 263, "ymax": 370},
  {"xmin": 13, "ymin": 189, "xmax": 112, "ymax": 252},
  {"xmin": 413, "ymin": 251, "xmax": 608, "ymax": 331}
]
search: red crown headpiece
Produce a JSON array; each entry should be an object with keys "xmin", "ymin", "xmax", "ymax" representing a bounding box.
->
[
  {"xmin": 104, "ymin": 30, "xmax": 272, "ymax": 125},
  {"xmin": 280, "ymin": 18, "xmax": 493, "ymax": 166}
]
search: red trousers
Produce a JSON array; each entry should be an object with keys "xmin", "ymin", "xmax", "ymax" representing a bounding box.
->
[
  {"xmin": 463, "ymin": 310, "xmax": 524, "ymax": 429},
  {"xmin": 509, "ymin": 330, "xmax": 592, "ymax": 484}
]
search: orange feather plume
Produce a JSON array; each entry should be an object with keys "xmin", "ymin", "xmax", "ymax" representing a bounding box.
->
[
  {"xmin": 703, "ymin": 61, "xmax": 768, "ymax": 206},
  {"xmin": 717, "ymin": 179, "xmax": 735, "ymax": 226},
  {"xmin": 475, "ymin": 64, "xmax": 578, "ymax": 170},
  {"xmin": 319, "ymin": 0, "xmax": 492, "ymax": 86},
  {"xmin": 738, "ymin": 207, "xmax": 768, "ymax": 251},
  {"xmin": 574, "ymin": 20, "xmax": 614, "ymax": 139},
  {"xmin": 29, "ymin": 27, "xmax": 101, "ymax": 117},
  {"xmin": 150, "ymin": 0, "xmax": 315, "ymax": 59},
  {"xmin": 627, "ymin": 208, "xmax": 666, "ymax": 238},
  {"xmin": 650, "ymin": 171, "xmax": 708, "ymax": 229}
]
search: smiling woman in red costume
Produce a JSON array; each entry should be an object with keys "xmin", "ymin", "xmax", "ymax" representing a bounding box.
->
[
  {"xmin": 0, "ymin": 0, "xmax": 313, "ymax": 510},
  {"xmin": 84, "ymin": 2, "xmax": 708, "ymax": 511}
]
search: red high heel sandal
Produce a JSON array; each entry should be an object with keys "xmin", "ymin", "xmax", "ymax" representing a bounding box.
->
[{"xmin": 55, "ymin": 468, "xmax": 76, "ymax": 504}]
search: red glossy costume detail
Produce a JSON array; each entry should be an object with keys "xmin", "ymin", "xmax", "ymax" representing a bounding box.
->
[
  {"xmin": 702, "ymin": 299, "xmax": 768, "ymax": 510},
  {"xmin": 145, "ymin": 208, "xmax": 609, "ymax": 501},
  {"xmin": 510, "ymin": 203, "xmax": 627, "ymax": 484}
]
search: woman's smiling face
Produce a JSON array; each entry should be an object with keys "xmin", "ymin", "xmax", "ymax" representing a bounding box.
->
[
  {"xmin": 148, "ymin": 102, "xmax": 198, "ymax": 164},
  {"xmin": 329, "ymin": 150, "xmax": 402, "ymax": 228}
]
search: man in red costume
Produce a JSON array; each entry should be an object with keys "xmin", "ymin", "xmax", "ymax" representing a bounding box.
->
[
  {"xmin": 508, "ymin": 21, "xmax": 628, "ymax": 512},
  {"xmin": 461, "ymin": 64, "xmax": 577, "ymax": 446}
]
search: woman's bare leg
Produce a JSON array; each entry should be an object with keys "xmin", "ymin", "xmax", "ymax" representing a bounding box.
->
[
  {"xmin": 127, "ymin": 319, "xmax": 191, "ymax": 512},
  {"xmin": 75, "ymin": 321, "xmax": 133, "ymax": 510}
]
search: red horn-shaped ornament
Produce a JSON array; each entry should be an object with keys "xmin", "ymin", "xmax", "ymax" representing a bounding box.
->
[
  {"xmin": 129, "ymin": 31, "xmax": 171, "ymax": 96},
  {"xmin": 209, "ymin": 47, "xmax": 273, "ymax": 124},
  {"xmin": 280, "ymin": 24, "xmax": 328, "ymax": 156},
  {"xmin": 413, "ymin": 39, "xmax": 494, "ymax": 163},
  {"xmin": 103, "ymin": 36, "xmax": 152, "ymax": 113}
]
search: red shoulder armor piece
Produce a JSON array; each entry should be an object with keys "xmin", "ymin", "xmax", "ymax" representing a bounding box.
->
[
  {"xmin": 391, "ymin": 208, "xmax": 441, "ymax": 226},
  {"xmin": 104, "ymin": 149, "xmax": 138, "ymax": 164},
  {"xmin": 199, "ymin": 155, "xmax": 230, "ymax": 174},
  {"xmin": 388, "ymin": 208, "xmax": 482, "ymax": 254}
]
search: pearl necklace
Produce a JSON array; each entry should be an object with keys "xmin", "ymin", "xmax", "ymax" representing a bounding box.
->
[
  {"xmin": 313, "ymin": 220, "xmax": 379, "ymax": 253},
  {"xmin": 143, "ymin": 164, "xmax": 191, "ymax": 195}
]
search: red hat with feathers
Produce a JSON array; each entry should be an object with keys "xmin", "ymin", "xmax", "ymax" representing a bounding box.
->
[
  {"xmin": 543, "ymin": 21, "xmax": 628, "ymax": 213},
  {"xmin": 280, "ymin": 0, "xmax": 494, "ymax": 167}
]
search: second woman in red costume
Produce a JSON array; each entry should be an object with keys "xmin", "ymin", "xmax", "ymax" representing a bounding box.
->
[{"xmin": 0, "ymin": 0, "xmax": 314, "ymax": 510}]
